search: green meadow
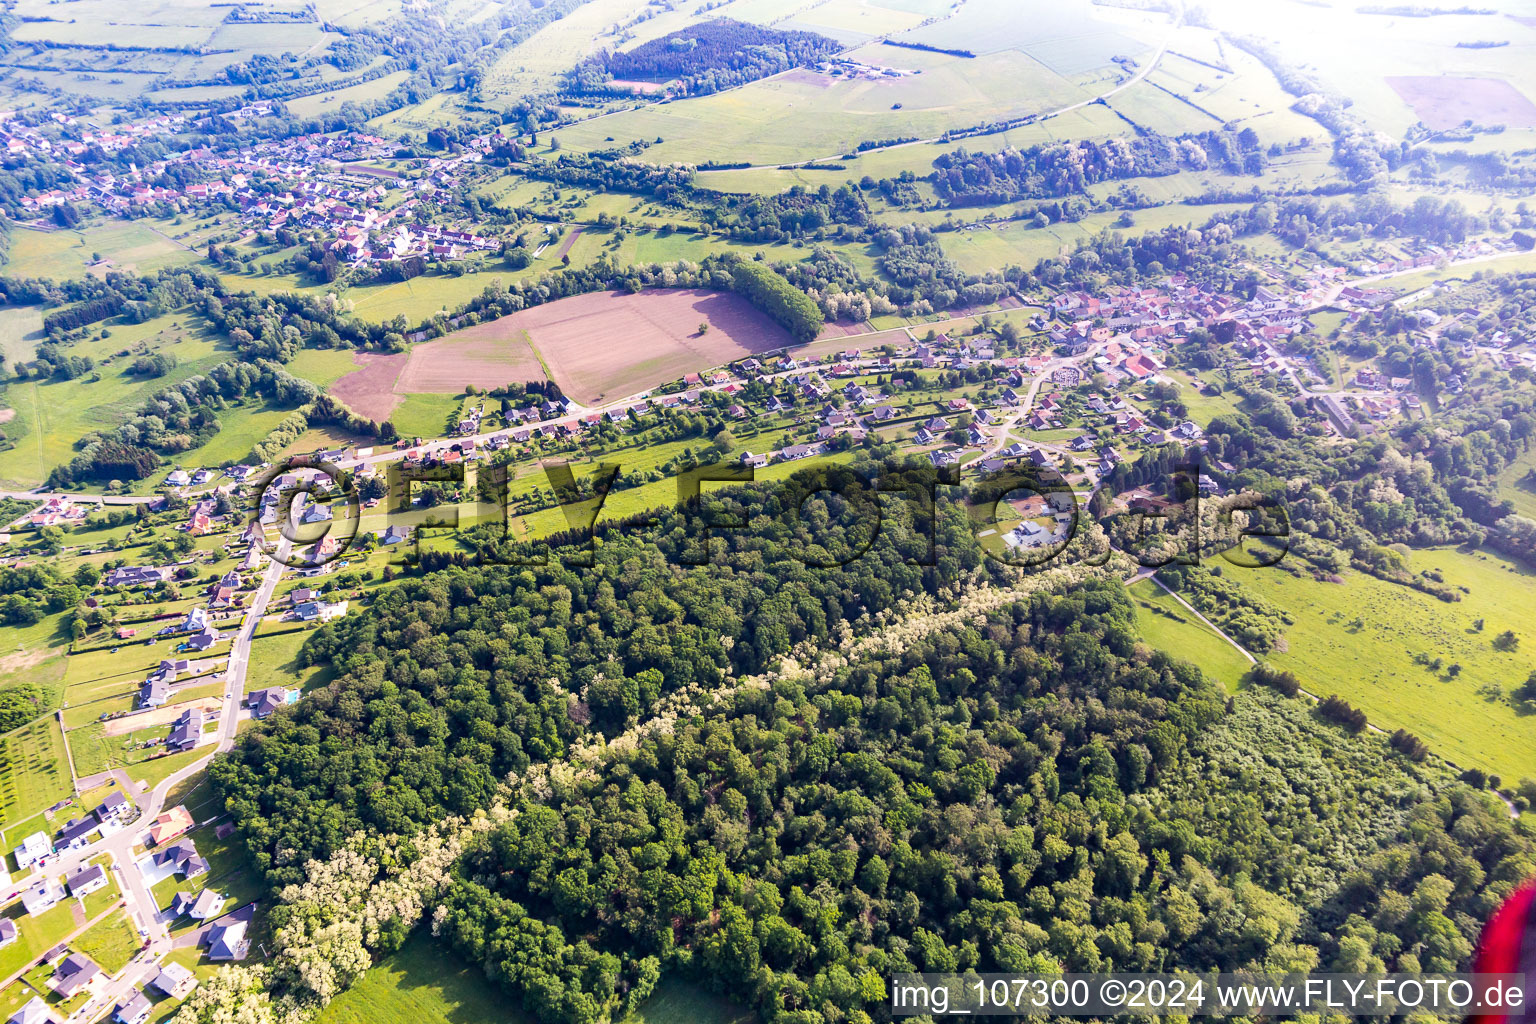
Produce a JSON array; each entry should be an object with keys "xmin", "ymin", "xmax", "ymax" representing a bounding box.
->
[
  {"xmin": 0, "ymin": 311, "xmax": 236, "ymax": 489},
  {"xmin": 1232, "ymin": 546, "xmax": 1536, "ymax": 782},
  {"xmin": 317, "ymin": 931, "xmax": 755, "ymax": 1024},
  {"xmin": 0, "ymin": 717, "xmax": 72, "ymax": 844},
  {"xmin": 1130, "ymin": 579, "xmax": 1252, "ymax": 692}
]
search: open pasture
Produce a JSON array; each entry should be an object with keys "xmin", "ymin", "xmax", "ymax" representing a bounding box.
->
[
  {"xmin": 895, "ymin": 0, "xmax": 1160, "ymax": 74},
  {"xmin": 781, "ymin": 0, "xmax": 948, "ymax": 44},
  {"xmin": 1234, "ymin": 545, "xmax": 1536, "ymax": 782},
  {"xmin": 317, "ymin": 929, "xmax": 755, "ymax": 1024},
  {"xmin": 0, "ymin": 312, "xmax": 233, "ymax": 489},
  {"xmin": 553, "ymin": 42, "xmax": 1093, "ymax": 167}
]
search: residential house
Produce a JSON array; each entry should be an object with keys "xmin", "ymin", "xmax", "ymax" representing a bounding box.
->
[
  {"xmin": 50, "ymin": 953, "xmax": 101, "ymax": 999},
  {"xmin": 105, "ymin": 566, "xmax": 168, "ymax": 588},
  {"xmin": 779, "ymin": 444, "xmax": 815, "ymax": 462},
  {"xmin": 148, "ymin": 806, "xmax": 194, "ymax": 846},
  {"xmin": 205, "ymin": 919, "xmax": 250, "ymax": 961},
  {"xmin": 189, "ymin": 888, "xmax": 224, "ymax": 921},
  {"xmin": 114, "ymin": 992, "xmax": 152, "ymax": 1024},
  {"xmin": 55, "ymin": 817, "xmax": 99, "ymax": 852},
  {"xmin": 65, "ymin": 864, "xmax": 107, "ymax": 897},
  {"xmin": 247, "ymin": 686, "xmax": 296, "ymax": 720},
  {"xmin": 95, "ymin": 791, "xmax": 131, "ymax": 827},
  {"xmin": 14, "ymin": 832, "xmax": 51, "ymax": 869},
  {"xmin": 149, "ymin": 963, "xmax": 197, "ymax": 1000},
  {"xmin": 0, "ymin": 919, "xmax": 17, "ymax": 948},
  {"xmin": 22, "ymin": 879, "xmax": 64, "ymax": 917},
  {"xmin": 154, "ymin": 839, "xmax": 208, "ymax": 881},
  {"xmin": 184, "ymin": 626, "xmax": 220, "ymax": 653},
  {"xmin": 7, "ymin": 997, "xmax": 52, "ymax": 1024},
  {"xmin": 166, "ymin": 708, "xmax": 204, "ymax": 753}
]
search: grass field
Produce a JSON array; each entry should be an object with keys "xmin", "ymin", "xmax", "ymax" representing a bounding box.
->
[
  {"xmin": 1233, "ymin": 545, "xmax": 1536, "ymax": 781},
  {"xmin": 243, "ymin": 630, "xmax": 333, "ymax": 696},
  {"xmin": 0, "ymin": 311, "xmax": 237, "ymax": 489},
  {"xmin": 71, "ymin": 910, "xmax": 139, "ymax": 975},
  {"xmin": 1130, "ymin": 579, "xmax": 1252, "ymax": 692},
  {"xmin": 550, "ymin": 41, "xmax": 1100, "ymax": 167},
  {"xmin": 0, "ymin": 894, "xmax": 77, "ymax": 982},
  {"xmin": 1496, "ymin": 446, "xmax": 1536, "ymax": 519},
  {"xmin": 0, "ymin": 718, "xmax": 72, "ymax": 844},
  {"xmin": 318, "ymin": 931, "xmax": 755, "ymax": 1024},
  {"xmin": 2, "ymin": 222, "xmax": 200, "ymax": 279}
]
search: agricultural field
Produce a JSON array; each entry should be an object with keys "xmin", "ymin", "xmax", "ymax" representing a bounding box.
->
[
  {"xmin": 374, "ymin": 288, "xmax": 796, "ymax": 407},
  {"xmin": 1232, "ymin": 545, "xmax": 1536, "ymax": 782},
  {"xmin": 895, "ymin": 0, "xmax": 1160, "ymax": 74},
  {"xmin": 1204, "ymin": 0, "xmax": 1536, "ymax": 145}
]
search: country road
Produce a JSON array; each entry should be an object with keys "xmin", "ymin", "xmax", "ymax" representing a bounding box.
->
[{"xmin": 6, "ymin": 538, "xmax": 288, "ymax": 1019}]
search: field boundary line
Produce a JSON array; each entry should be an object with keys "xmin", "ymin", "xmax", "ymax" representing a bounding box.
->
[{"xmin": 1148, "ymin": 574, "xmax": 1256, "ymax": 665}]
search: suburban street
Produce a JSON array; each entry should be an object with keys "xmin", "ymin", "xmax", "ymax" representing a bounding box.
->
[{"xmin": 2, "ymin": 539, "xmax": 289, "ymax": 1020}]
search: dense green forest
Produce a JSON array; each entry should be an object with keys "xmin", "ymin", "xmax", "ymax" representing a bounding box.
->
[{"xmin": 204, "ymin": 463, "xmax": 1535, "ymax": 1024}]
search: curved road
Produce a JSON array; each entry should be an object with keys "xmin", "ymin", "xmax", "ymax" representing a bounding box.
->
[{"xmin": 11, "ymin": 538, "xmax": 288, "ymax": 1019}]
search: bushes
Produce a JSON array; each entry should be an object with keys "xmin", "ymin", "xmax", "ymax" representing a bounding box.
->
[
  {"xmin": 251, "ymin": 409, "xmax": 309, "ymax": 465},
  {"xmin": 1389, "ymin": 728, "xmax": 1429, "ymax": 761},
  {"xmin": 1318, "ymin": 694, "xmax": 1369, "ymax": 733},
  {"xmin": 1249, "ymin": 661, "xmax": 1301, "ymax": 697}
]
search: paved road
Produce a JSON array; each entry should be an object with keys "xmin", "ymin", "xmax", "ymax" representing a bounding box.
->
[
  {"xmin": 14, "ymin": 540, "xmax": 288, "ymax": 1018},
  {"xmin": 0, "ymin": 490, "xmax": 156, "ymax": 505}
]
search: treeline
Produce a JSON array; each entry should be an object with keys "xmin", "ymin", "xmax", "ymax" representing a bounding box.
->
[
  {"xmin": 729, "ymin": 259, "xmax": 824, "ymax": 343},
  {"xmin": 566, "ymin": 19, "xmax": 840, "ymax": 98},
  {"xmin": 931, "ymin": 128, "xmax": 1267, "ymax": 206},
  {"xmin": 40, "ymin": 294, "xmax": 121, "ymax": 333}
]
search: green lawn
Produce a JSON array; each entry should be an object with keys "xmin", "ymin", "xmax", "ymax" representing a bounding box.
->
[
  {"xmin": 0, "ymin": 892, "xmax": 77, "ymax": 981},
  {"xmin": 0, "ymin": 312, "xmax": 235, "ymax": 490},
  {"xmin": 243, "ymin": 630, "xmax": 332, "ymax": 695},
  {"xmin": 1496, "ymin": 446, "xmax": 1536, "ymax": 521},
  {"xmin": 317, "ymin": 932, "xmax": 754, "ymax": 1024},
  {"xmin": 71, "ymin": 909, "xmax": 139, "ymax": 974},
  {"xmin": 1130, "ymin": 579, "xmax": 1252, "ymax": 693},
  {"xmin": 1232, "ymin": 546, "xmax": 1536, "ymax": 782}
]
